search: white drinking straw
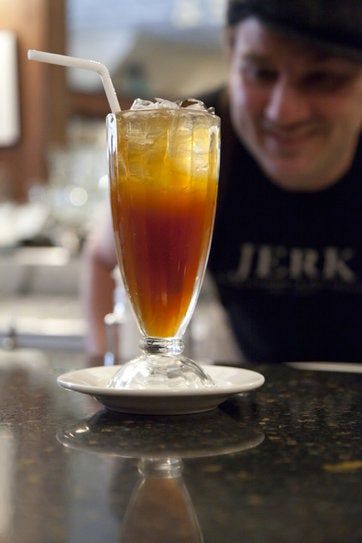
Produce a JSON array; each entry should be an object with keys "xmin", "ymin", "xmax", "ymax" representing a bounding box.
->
[{"xmin": 27, "ymin": 49, "xmax": 121, "ymax": 114}]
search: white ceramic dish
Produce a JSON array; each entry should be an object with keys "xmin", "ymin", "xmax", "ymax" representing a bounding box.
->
[{"xmin": 57, "ymin": 365, "xmax": 265, "ymax": 415}]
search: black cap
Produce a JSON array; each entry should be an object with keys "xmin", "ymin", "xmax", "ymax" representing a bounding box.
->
[{"xmin": 227, "ymin": 0, "xmax": 362, "ymax": 61}]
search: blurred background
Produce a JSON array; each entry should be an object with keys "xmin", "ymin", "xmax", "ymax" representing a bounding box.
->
[{"xmin": 0, "ymin": 0, "xmax": 238, "ymax": 358}]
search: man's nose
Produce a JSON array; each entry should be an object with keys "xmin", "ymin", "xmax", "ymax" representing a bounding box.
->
[{"xmin": 265, "ymin": 79, "xmax": 310, "ymax": 126}]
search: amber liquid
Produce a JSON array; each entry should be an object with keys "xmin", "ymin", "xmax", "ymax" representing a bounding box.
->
[
  {"xmin": 109, "ymin": 109, "xmax": 219, "ymax": 338},
  {"xmin": 121, "ymin": 476, "xmax": 203, "ymax": 543}
]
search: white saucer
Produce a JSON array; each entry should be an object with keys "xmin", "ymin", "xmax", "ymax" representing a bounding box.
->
[{"xmin": 57, "ymin": 365, "xmax": 265, "ymax": 415}]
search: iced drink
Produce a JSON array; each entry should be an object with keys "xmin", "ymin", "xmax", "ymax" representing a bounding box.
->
[{"xmin": 107, "ymin": 105, "xmax": 219, "ymax": 339}]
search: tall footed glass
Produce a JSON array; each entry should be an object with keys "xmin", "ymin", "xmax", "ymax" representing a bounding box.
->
[{"xmin": 107, "ymin": 104, "xmax": 220, "ymax": 389}]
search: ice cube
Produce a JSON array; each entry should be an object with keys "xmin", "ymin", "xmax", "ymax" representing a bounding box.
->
[
  {"xmin": 178, "ymin": 98, "xmax": 216, "ymax": 115},
  {"xmin": 130, "ymin": 97, "xmax": 179, "ymax": 110},
  {"xmin": 130, "ymin": 97, "xmax": 216, "ymax": 114},
  {"xmin": 154, "ymin": 97, "xmax": 179, "ymax": 109},
  {"xmin": 130, "ymin": 98, "xmax": 157, "ymax": 110},
  {"xmin": 181, "ymin": 98, "xmax": 206, "ymax": 110}
]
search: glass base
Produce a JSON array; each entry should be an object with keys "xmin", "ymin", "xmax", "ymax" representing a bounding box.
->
[{"xmin": 108, "ymin": 337, "xmax": 214, "ymax": 390}]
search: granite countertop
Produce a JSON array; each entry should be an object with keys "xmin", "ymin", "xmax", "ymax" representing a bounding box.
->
[{"xmin": 0, "ymin": 350, "xmax": 361, "ymax": 543}]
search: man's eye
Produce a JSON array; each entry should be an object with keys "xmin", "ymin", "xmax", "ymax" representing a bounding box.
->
[
  {"xmin": 303, "ymin": 72, "xmax": 354, "ymax": 91},
  {"xmin": 241, "ymin": 65, "xmax": 277, "ymax": 83}
]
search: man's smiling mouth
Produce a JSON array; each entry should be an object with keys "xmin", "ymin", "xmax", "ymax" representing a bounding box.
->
[{"xmin": 262, "ymin": 126, "xmax": 321, "ymax": 152}]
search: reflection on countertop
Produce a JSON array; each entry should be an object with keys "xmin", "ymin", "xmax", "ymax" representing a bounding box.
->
[
  {"xmin": 58, "ymin": 410, "xmax": 264, "ymax": 543},
  {"xmin": 0, "ymin": 351, "xmax": 361, "ymax": 543}
]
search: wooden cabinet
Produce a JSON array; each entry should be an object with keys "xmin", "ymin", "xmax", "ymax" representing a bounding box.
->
[{"xmin": 0, "ymin": 0, "xmax": 68, "ymax": 201}]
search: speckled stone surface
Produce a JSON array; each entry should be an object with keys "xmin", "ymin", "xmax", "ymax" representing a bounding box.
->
[{"xmin": 0, "ymin": 351, "xmax": 361, "ymax": 543}]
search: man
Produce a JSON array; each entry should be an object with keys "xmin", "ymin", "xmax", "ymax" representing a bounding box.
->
[{"xmin": 83, "ymin": 0, "xmax": 362, "ymax": 363}]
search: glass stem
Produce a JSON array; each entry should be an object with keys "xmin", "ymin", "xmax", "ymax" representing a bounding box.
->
[
  {"xmin": 139, "ymin": 337, "xmax": 184, "ymax": 357},
  {"xmin": 138, "ymin": 458, "xmax": 183, "ymax": 478}
]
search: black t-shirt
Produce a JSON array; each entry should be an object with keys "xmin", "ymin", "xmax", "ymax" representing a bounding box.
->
[{"xmin": 204, "ymin": 89, "xmax": 362, "ymax": 363}]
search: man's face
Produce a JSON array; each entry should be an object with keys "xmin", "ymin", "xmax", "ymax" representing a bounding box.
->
[{"xmin": 228, "ymin": 18, "xmax": 362, "ymax": 191}]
